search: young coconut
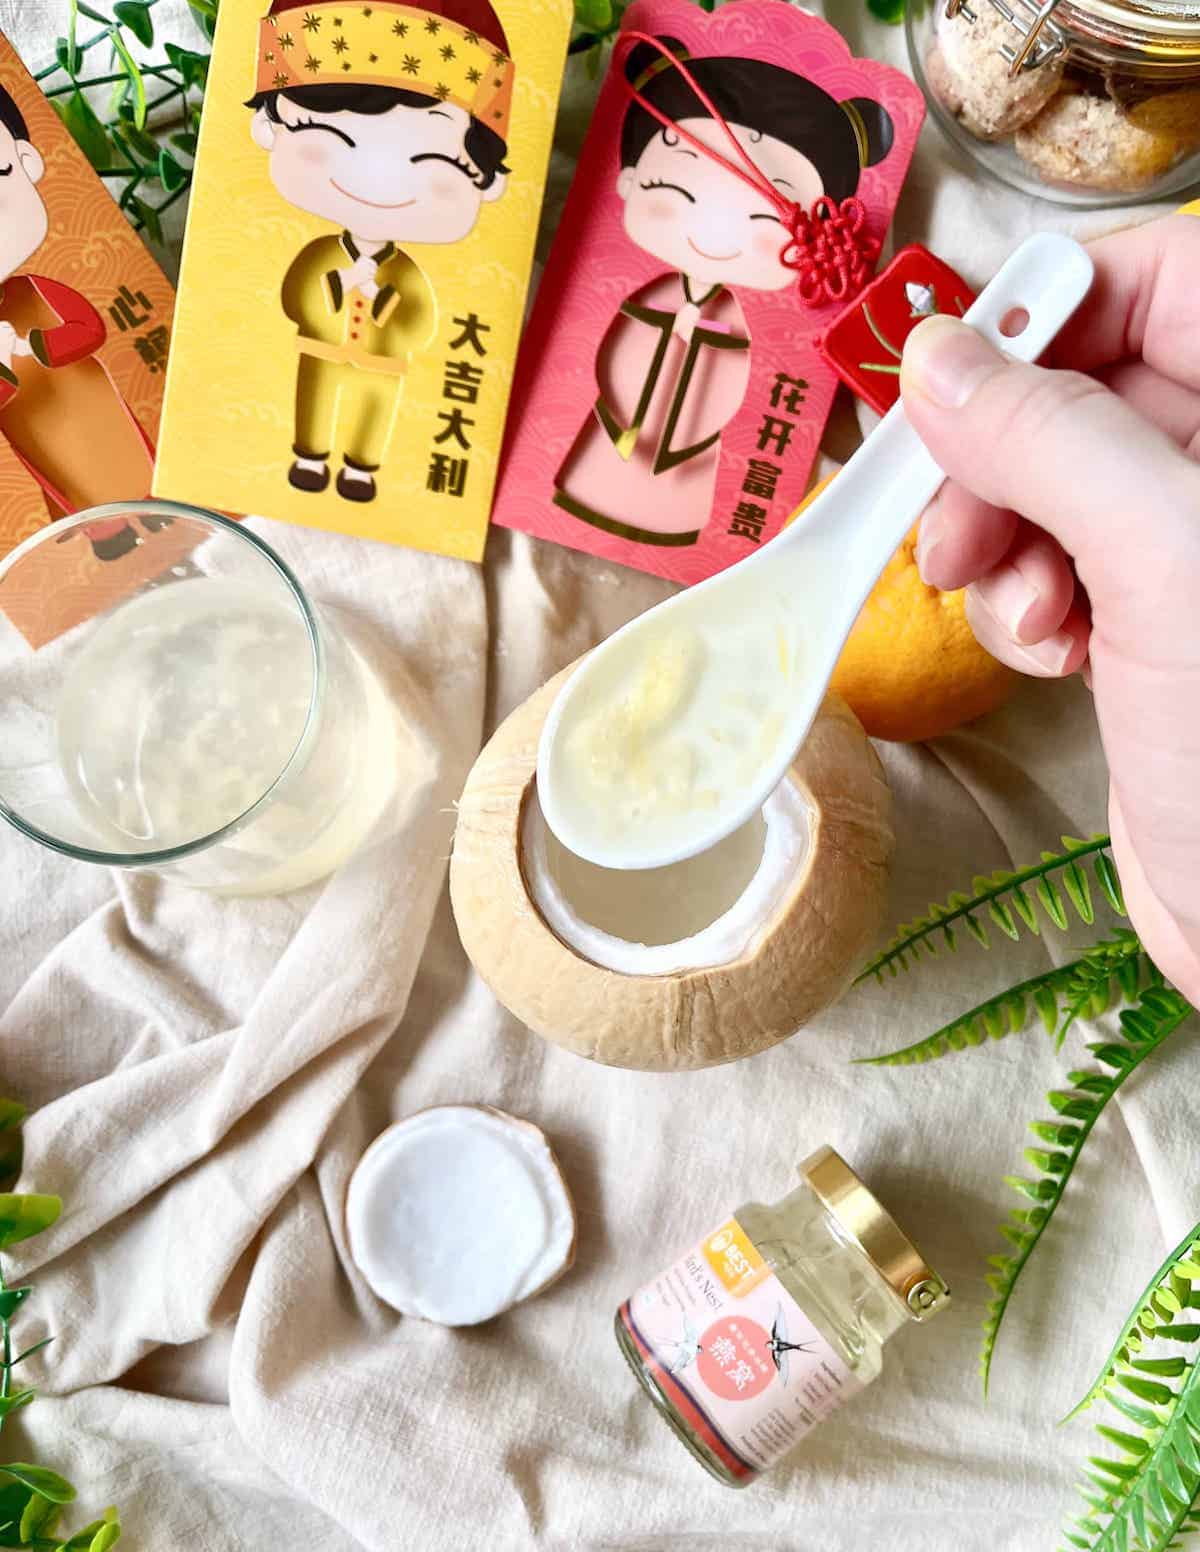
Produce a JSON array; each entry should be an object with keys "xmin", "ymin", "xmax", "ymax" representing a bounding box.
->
[
  {"xmin": 450, "ymin": 667, "xmax": 893, "ymax": 1071},
  {"xmin": 346, "ymin": 1105, "xmax": 576, "ymax": 1326}
]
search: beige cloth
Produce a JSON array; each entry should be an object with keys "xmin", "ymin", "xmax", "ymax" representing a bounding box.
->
[{"xmin": 1, "ymin": 1, "xmax": 1196, "ymax": 1547}]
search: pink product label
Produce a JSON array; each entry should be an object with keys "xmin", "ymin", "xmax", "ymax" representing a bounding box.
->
[{"xmin": 620, "ymin": 1217, "xmax": 861, "ymax": 1480}]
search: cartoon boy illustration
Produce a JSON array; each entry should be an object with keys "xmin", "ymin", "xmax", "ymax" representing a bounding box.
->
[
  {"xmin": 0, "ymin": 83, "xmax": 156, "ymax": 560},
  {"xmin": 247, "ymin": 0, "xmax": 513, "ymax": 504}
]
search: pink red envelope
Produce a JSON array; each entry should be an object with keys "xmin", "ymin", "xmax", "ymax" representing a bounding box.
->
[{"xmin": 491, "ymin": 0, "xmax": 925, "ymax": 584}]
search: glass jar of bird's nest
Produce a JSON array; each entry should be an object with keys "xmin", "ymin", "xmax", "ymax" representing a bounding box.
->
[
  {"xmin": 614, "ymin": 1146, "xmax": 950, "ymax": 1487},
  {"xmin": 907, "ymin": 0, "xmax": 1200, "ymax": 205}
]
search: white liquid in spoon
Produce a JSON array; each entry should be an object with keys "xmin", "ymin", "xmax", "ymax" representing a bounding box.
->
[
  {"xmin": 537, "ymin": 235, "xmax": 1096, "ymax": 873},
  {"xmin": 544, "ymin": 607, "xmax": 801, "ymax": 863}
]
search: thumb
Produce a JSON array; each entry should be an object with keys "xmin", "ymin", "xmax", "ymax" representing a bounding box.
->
[{"xmin": 900, "ymin": 315, "xmax": 1200, "ymax": 620}]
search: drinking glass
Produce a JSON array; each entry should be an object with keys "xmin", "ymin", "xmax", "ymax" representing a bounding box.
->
[{"xmin": 0, "ymin": 500, "xmax": 398, "ymax": 895}]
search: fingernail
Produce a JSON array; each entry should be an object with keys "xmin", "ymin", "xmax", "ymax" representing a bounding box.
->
[
  {"xmin": 915, "ymin": 506, "xmax": 946, "ymax": 584},
  {"xmin": 901, "ymin": 316, "xmax": 1005, "ymax": 410},
  {"xmin": 966, "ymin": 590, "xmax": 1077, "ymax": 676},
  {"xmin": 973, "ymin": 562, "xmax": 1041, "ymax": 641},
  {"xmin": 1012, "ymin": 631, "xmax": 1076, "ymax": 677}
]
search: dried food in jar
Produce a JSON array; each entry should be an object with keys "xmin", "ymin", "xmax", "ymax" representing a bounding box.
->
[
  {"xmin": 1119, "ymin": 86, "xmax": 1200, "ymax": 142},
  {"xmin": 907, "ymin": 0, "xmax": 1200, "ymax": 205},
  {"xmin": 1014, "ymin": 90, "xmax": 1192, "ymax": 191},
  {"xmin": 929, "ymin": 3, "xmax": 1064, "ymax": 139}
]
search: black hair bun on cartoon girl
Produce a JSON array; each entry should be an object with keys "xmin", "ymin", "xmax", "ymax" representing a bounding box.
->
[
  {"xmin": 624, "ymin": 35, "xmax": 688, "ymax": 85},
  {"xmin": 619, "ymin": 49, "xmax": 893, "ymax": 200},
  {"xmin": 840, "ymin": 97, "xmax": 895, "ymax": 167}
]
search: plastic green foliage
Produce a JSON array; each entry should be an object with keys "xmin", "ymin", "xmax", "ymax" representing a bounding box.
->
[
  {"xmin": 854, "ymin": 832, "xmax": 1197, "ymax": 1478},
  {"xmin": 112, "ymin": 0, "xmax": 154, "ymax": 46},
  {"xmin": 0, "ymin": 1103, "xmax": 121, "ymax": 1547},
  {"xmin": 860, "ymin": 932, "xmax": 1147, "ymax": 1067},
  {"xmin": 1059, "ymin": 1223, "xmax": 1200, "ymax": 1550},
  {"xmin": 0, "ymin": 1110, "xmax": 24, "ymax": 1197},
  {"xmin": 0, "ymin": 1465, "xmax": 75, "ymax": 1505},
  {"xmin": 19, "ymin": 1489, "xmax": 61, "ymax": 1542},
  {"xmin": 981, "ymin": 986, "xmax": 1191, "ymax": 1394},
  {"xmin": 0, "ymin": 1198, "xmax": 61, "ymax": 1252},
  {"xmin": 35, "ymin": 0, "xmax": 211, "ymax": 239},
  {"xmin": 858, "ymin": 835, "xmax": 1123, "ymax": 984},
  {"xmin": 867, "ymin": 0, "xmax": 906, "ymax": 22}
]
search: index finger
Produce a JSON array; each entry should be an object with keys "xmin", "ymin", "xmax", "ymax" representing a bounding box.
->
[{"xmin": 1048, "ymin": 210, "xmax": 1200, "ymax": 390}]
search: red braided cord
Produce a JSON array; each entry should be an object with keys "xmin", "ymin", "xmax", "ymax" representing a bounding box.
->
[
  {"xmin": 786, "ymin": 195, "xmax": 879, "ymax": 304},
  {"xmin": 616, "ymin": 29, "xmax": 880, "ymax": 307},
  {"xmin": 618, "ymin": 29, "xmax": 797, "ymax": 225}
]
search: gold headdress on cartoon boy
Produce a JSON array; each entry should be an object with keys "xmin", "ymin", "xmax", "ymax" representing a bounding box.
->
[{"xmin": 256, "ymin": 0, "xmax": 514, "ymax": 142}]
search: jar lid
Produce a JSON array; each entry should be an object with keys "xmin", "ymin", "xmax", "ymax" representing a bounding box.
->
[
  {"xmin": 1066, "ymin": 0, "xmax": 1200, "ymax": 47},
  {"xmin": 800, "ymin": 1146, "xmax": 950, "ymax": 1322},
  {"xmin": 953, "ymin": 0, "xmax": 1200, "ymax": 77}
]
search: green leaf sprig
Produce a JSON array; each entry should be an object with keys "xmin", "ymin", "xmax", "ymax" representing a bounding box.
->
[
  {"xmin": 853, "ymin": 833, "xmax": 1196, "ymax": 1412},
  {"xmin": 859, "ymin": 930, "xmax": 1148, "ymax": 1068},
  {"xmin": 857, "ymin": 833, "xmax": 1124, "ymax": 985},
  {"xmin": 567, "ymin": 0, "xmax": 715, "ymax": 73},
  {"xmin": 981, "ymin": 983, "xmax": 1193, "ymax": 1394},
  {"xmin": 853, "ymin": 825, "xmax": 1200, "ymax": 1547},
  {"xmin": 0, "ymin": 1105, "xmax": 121, "ymax": 1552},
  {"xmin": 35, "ymin": 0, "xmax": 212, "ymax": 244},
  {"xmin": 41, "ymin": 0, "xmax": 732, "ymax": 234},
  {"xmin": 1059, "ymin": 1223, "xmax": 1200, "ymax": 1551}
]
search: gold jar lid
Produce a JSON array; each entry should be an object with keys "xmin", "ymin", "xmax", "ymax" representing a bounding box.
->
[{"xmin": 800, "ymin": 1146, "xmax": 950, "ymax": 1322}]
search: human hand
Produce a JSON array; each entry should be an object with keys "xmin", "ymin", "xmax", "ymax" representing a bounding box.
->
[
  {"xmin": 899, "ymin": 211, "xmax": 1200, "ymax": 1003},
  {"xmin": 342, "ymin": 254, "xmax": 378, "ymax": 294}
]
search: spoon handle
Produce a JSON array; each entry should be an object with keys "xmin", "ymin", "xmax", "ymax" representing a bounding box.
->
[{"xmin": 777, "ymin": 232, "xmax": 1095, "ymax": 624}]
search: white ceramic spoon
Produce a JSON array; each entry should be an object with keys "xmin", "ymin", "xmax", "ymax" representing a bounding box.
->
[{"xmin": 537, "ymin": 232, "xmax": 1095, "ymax": 872}]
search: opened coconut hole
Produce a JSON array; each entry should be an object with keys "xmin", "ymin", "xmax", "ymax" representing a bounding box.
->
[
  {"xmin": 522, "ymin": 779, "xmax": 811, "ymax": 976},
  {"xmin": 450, "ymin": 666, "xmax": 892, "ymax": 1070}
]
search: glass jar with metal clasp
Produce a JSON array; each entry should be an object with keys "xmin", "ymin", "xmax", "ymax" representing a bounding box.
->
[{"xmin": 907, "ymin": 0, "xmax": 1200, "ymax": 205}]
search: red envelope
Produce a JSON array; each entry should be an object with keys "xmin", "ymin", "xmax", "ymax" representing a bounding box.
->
[{"xmin": 491, "ymin": 0, "xmax": 925, "ymax": 584}]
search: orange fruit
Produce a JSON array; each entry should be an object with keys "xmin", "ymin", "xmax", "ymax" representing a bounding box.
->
[{"xmin": 787, "ymin": 475, "xmax": 1016, "ymax": 743}]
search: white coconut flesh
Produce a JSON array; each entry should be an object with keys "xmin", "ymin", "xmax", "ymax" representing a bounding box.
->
[
  {"xmin": 346, "ymin": 1106, "xmax": 576, "ymax": 1327},
  {"xmin": 523, "ymin": 778, "xmax": 812, "ymax": 976}
]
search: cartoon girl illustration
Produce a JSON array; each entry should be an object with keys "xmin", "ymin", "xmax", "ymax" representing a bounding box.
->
[
  {"xmin": 0, "ymin": 84, "xmax": 157, "ymax": 561},
  {"xmin": 247, "ymin": 0, "xmax": 513, "ymax": 505},
  {"xmin": 553, "ymin": 37, "xmax": 895, "ymax": 548}
]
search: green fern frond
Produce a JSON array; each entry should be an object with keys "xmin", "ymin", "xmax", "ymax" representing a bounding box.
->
[
  {"xmin": 1058, "ymin": 1223, "xmax": 1200, "ymax": 1551},
  {"xmin": 1057, "ymin": 934, "xmax": 1159, "ymax": 1050},
  {"xmin": 981, "ymin": 986, "xmax": 1194, "ymax": 1396},
  {"xmin": 854, "ymin": 963, "xmax": 1073, "ymax": 1067},
  {"xmin": 857, "ymin": 835, "xmax": 1121, "ymax": 986},
  {"xmin": 860, "ymin": 931, "xmax": 1147, "ymax": 1067},
  {"xmin": 1064, "ymin": 1223, "xmax": 1200, "ymax": 1427}
]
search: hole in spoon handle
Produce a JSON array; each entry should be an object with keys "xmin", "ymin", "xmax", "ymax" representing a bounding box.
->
[{"xmin": 960, "ymin": 233, "xmax": 1094, "ymax": 365}]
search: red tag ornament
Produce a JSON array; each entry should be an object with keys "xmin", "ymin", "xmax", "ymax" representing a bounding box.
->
[{"xmin": 818, "ymin": 244, "xmax": 977, "ymax": 415}]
